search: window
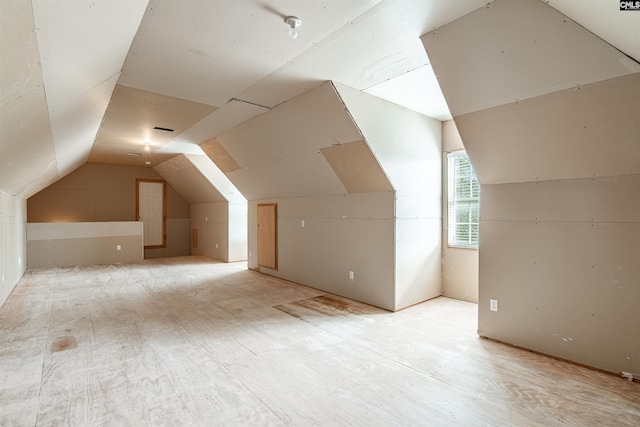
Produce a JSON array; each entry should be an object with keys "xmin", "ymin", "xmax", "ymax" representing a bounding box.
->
[{"xmin": 447, "ymin": 151, "xmax": 480, "ymax": 248}]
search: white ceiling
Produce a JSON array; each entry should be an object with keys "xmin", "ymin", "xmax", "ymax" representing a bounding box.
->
[{"xmin": 2, "ymin": 0, "xmax": 639, "ymax": 198}]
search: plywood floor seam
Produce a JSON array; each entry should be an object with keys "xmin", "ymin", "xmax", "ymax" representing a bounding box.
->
[{"xmin": 1, "ymin": 256, "xmax": 638, "ymax": 426}]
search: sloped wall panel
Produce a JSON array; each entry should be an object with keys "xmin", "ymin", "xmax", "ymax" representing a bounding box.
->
[
  {"xmin": 200, "ymin": 138, "xmax": 241, "ymax": 172},
  {"xmin": 421, "ymin": 0, "xmax": 639, "ymax": 117},
  {"xmin": 227, "ymin": 152, "xmax": 347, "ymax": 200},
  {"xmin": 154, "ymin": 155, "xmax": 226, "ymax": 204},
  {"xmin": 455, "ymin": 73, "xmax": 640, "ymax": 184},
  {"xmin": 217, "ymin": 82, "xmax": 365, "ymax": 200},
  {"xmin": 321, "ymin": 139, "xmax": 393, "ymax": 193},
  {"xmin": 32, "ymin": 0, "xmax": 149, "ymax": 178},
  {"xmin": 0, "ymin": 0, "xmax": 57, "ymax": 198}
]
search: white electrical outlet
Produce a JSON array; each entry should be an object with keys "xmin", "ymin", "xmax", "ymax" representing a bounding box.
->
[
  {"xmin": 490, "ymin": 299, "xmax": 498, "ymax": 312},
  {"xmin": 116, "ymin": 245, "xmax": 121, "ymax": 251},
  {"xmin": 216, "ymin": 243, "xmax": 219, "ymax": 249},
  {"xmin": 349, "ymin": 271, "xmax": 354, "ymax": 280},
  {"xmin": 205, "ymin": 216, "xmax": 208, "ymax": 222},
  {"xmin": 301, "ymin": 219, "xmax": 305, "ymax": 228}
]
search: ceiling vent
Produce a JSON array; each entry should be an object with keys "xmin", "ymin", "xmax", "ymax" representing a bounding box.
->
[
  {"xmin": 127, "ymin": 152, "xmax": 142, "ymax": 156},
  {"xmin": 153, "ymin": 126, "xmax": 174, "ymax": 132}
]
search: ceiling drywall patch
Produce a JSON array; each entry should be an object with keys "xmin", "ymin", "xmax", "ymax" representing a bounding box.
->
[
  {"xmin": 200, "ymin": 138, "xmax": 241, "ymax": 172},
  {"xmin": 320, "ymin": 140, "xmax": 393, "ymax": 193}
]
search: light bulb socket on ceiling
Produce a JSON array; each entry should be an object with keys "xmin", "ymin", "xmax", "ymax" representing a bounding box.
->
[{"xmin": 285, "ymin": 16, "xmax": 301, "ymax": 39}]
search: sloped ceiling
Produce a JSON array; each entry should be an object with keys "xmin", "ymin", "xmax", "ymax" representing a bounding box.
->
[
  {"xmin": 156, "ymin": 153, "xmax": 247, "ymax": 205},
  {"xmin": 3, "ymin": 0, "xmax": 639, "ymax": 202},
  {"xmin": 546, "ymin": 0, "xmax": 640, "ymax": 65},
  {"xmin": 0, "ymin": 0, "xmax": 147, "ymax": 199},
  {"xmin": 422, "ymin": 0, "xmax": 640, "ymax": 117},
  {"xmin": 96, "ymin": 0, "xmax": 492, "ymax": 174},
  {"xmin": 214, "ymin": 82, "xmax": 374, "ymax": 200},
  {"xmin": 89, "ymin": 85, "xmax": 216, "ymax": 166}
]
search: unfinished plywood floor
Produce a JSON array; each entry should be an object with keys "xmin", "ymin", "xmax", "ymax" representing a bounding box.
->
[{"xmin": 1, "ymin": 256, "xmax": 638, "ymax": 426}]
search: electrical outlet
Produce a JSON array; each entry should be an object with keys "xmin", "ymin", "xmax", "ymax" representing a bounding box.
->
[
  {"xmin": 216, "ymin": 243, "xmax": 219, "ymax": 249},
  {"xmin": 301, "ymin": 219, "xmax": 305, "ymax": 228},
  {"xmin": 349, "ymin": 271, "xmax": 354, "ymax": 280},
  {"xmin": 490, "ymin": 299, "xmax": 498, "ymax": 312},
  {"xmin": 116, "ymin": 245, "xmax": 122, "ymax": 251},
  {"xmin": 205, "ymin": 216, "xmax": 208, "ymax": 222}
]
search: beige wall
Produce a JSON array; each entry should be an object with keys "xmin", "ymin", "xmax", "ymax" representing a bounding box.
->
[
  {"xmin": 335, "ymin": 84, "xmax": 443, "ymax": 310},
  {"xmin": 479, "ymin": 176, "xmax": 640, "ymax": 374},
  {"xmin": 26, "ymin": 222, "xmax": 143, "ymax": 268},
  {"xmin": 190, "ymin": 202, "xmax": 247, "ymax": 262},
  {"xmin": 422, "ymin": 0, "xmax": 640, "ymax": 375},
  {"xmin": 27, "ymin": 163, "xmax": 190, "ymax": 259},
  {"xmin": 441, "ymin": 121, "xmax": 479, "ymax": 303},
  {"xmin": 0, "ymin": 191, "xmax": 26, "ymax": 306},
  {"xmin": 248, "ymin": 193, "xmax": 396, "ymax": 310},
  {"xmin": 456, "ymin": 75, "xmax": 640, "ymax": 375},
  {"xmin": 228, "ymin": 82, "xmax": 442, "ymax": 311}
]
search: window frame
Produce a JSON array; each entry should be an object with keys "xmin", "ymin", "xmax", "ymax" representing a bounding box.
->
[{"xmin": 447, "ymin": 151, "xmax": 480, "ymax": 249}]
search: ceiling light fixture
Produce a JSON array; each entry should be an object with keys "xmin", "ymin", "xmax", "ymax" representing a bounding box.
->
[{"xmin": 285, "ymin": 16, "xmax": 301, "ymax": 39}]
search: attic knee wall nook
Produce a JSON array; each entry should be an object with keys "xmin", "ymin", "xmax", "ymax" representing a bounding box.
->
[{"xmin": 422, "ymin": 0, "xmax": 640, "ymax": 375}]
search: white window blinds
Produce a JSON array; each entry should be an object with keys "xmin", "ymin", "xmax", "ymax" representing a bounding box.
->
[{"xmin": 448, "ymin": 152, "xmax": 480, "ymax": 248}]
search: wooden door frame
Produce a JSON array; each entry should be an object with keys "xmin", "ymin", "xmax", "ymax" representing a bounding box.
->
[
  {"xmin": 135, "ymin": 178, "xmax": 167, "ymax": 249},
  {"xmin": 257, "ymin": 203, "xmax": 278, "ymax": 270}
]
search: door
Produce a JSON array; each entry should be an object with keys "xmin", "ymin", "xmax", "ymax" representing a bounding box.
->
[
  {"xmin": 257, "ymin": 203, "xmax": 277, "ymax": 269},
  {"xmin": 136, "ymin": 179, "xmax": 166, "ymax": 249}
]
